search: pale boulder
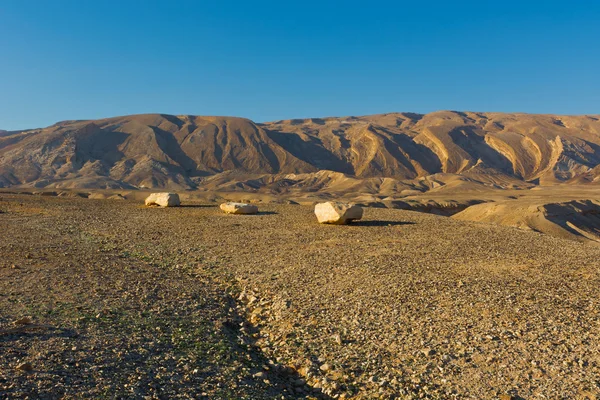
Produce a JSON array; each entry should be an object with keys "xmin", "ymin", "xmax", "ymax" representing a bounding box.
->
[
  {"xmin": 145, "ymin": 193, "xmax": 180, "ymax": 207},
  {"xmin": 315, "ymin": 202, "xmax": 363, "ymax": 224},
  {"xmin": 220, "ymin": 202, "xmax": 259, "ymax": 215}
]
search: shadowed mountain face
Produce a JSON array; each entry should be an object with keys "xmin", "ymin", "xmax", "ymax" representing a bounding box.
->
[{"xmin": 1, "ymin": 111, "xmax": 600, "ymax": 190}]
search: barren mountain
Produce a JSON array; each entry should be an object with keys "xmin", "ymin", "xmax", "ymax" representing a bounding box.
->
[{"xmin": 1, "ymin": 111, "xmax": 600, "ymax": 191}]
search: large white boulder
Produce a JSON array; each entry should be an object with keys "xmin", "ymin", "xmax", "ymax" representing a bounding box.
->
[
  {"xmin": 315, "ymin": 202, "xmax": 363, "ymax": 224},
  {"xmin": 145, "ymin": 193, "xmax": 180, "ymax": 207},
  {"xmin": 220, "ymin": 202, "xmax": 259, "ymax": 215}
]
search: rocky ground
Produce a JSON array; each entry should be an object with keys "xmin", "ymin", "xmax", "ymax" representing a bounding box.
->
[{"xmin": 1, "ymin": 194, "xmax": 600, "ymax": 399}]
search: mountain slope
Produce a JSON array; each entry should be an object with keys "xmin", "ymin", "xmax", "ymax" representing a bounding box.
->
[{"xmin": 1, "ymin": 111, "xmax": 600, "ymax": 190}]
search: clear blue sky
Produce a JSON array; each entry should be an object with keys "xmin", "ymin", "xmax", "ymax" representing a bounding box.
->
[{"xmin": 1, "ymin": 0, "xmax": 599, "ymax": 130}]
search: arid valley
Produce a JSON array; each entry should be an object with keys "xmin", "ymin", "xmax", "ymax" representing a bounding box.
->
[
  {"xmin": 2, "ymin": 111, "xmax": 600, "ymax": 399},
  {"xmin": 3, "ymin": 1, "xmax": 600, "ymax": 397}
]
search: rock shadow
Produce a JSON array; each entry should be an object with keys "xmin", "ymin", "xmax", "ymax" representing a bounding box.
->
[
  {"xmin": 350, "ymin": 220, "xmax": 415, "ymax": 227},
  {"xmin": 0, "ymin": 326, "xmax": 78, "ymax": 343},
  {"xmin": 226, "ymin": 211, "xmax": 278, "ymax": 215},
  {"xmin": 179, "ymin": 204, "xmax": 217, "ymax": 208}
]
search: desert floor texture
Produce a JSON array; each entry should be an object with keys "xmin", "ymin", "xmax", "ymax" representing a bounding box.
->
[{"xmin": 1, "ymin": 193, "xmax": 600, "ymax": 399}]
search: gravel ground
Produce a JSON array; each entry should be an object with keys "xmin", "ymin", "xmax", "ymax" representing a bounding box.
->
[
  {"xmin": 0, "ymin": 195, "xmax": 322, "ymax": 399},
  {"xmin": 1, "ymin": 194, "xmax": 600, "ymax": 399}
]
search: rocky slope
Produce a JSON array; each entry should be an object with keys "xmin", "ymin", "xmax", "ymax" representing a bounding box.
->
[{"xmin": 1, "ymin": 112, "xmax": 600, "ymax": 191}]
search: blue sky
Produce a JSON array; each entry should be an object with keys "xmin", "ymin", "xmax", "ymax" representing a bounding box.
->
[{"xmin": 1, "ymin": 0, "xmax": 599, "ymax": 130}]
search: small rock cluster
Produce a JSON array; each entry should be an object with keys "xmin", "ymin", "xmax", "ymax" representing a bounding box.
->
[{"xmin": 144, "ymin": 195, "xmax": 364, "ymax": 227}]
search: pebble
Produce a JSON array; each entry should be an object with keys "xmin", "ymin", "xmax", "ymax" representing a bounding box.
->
[
  {"xmin": 16, "ymin": 362, "xmax": 33, "ymax": 372},
  {"xmin": 13, "ymin": 316, "xmax": 33, "ymax": 326},
  {"xmin": 319, "ymin": 363, "xmax": 331, "ymax": 372}
]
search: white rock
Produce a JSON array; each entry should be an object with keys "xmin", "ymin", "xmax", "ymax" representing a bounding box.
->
[
  {"xmin": 315, "ymin": 202, "xmax": 363, "ymax": 224},
  {"xmin": 144, "ymin": 193, "xmax": 180, "ymax": 207},
  {"xmin": 220, "ymin": 202, "xmax": 259, "ymax": 215}
]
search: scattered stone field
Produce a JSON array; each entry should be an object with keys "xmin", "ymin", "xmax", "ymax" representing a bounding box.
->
[{"xmin": 1, "ymin": 194, "xmax": 600, "ymax": 399}]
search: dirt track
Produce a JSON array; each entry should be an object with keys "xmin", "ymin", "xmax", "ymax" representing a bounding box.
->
[{"xmin": 2, "ymin": 194, "xmax": 600, "ymax": 399}]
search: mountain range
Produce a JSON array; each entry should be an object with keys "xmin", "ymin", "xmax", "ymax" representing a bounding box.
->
[{"xmin": 1, "ymin": 111, "xmax": 600, "ymax": 193}]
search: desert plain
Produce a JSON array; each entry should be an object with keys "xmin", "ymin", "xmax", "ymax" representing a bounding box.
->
[
  {"xmin": 1, "ymin": 184, "xmax": 600, "ymax": 399},
  {"xmin": 1, "ymin": 111, "xmax": 600, "ymax": 399}
]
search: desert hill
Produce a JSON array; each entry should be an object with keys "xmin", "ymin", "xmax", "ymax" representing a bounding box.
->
[
  {"xmin": 453, "ymin": 198, "xmax": 600, "ymax": 243},
  {"xmin": 1, "ymin": 111, "xmax": 600, "ymax": 191}
]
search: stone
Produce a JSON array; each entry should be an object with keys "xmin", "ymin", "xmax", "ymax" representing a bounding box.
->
[
  {"xmin": 220, "ymin": 202, "xmax": 258, "ymax": 215},
  {"xmin": 422, "ymin": 348, "xmax": 436, "ymax": 357},
  {"xmin": 13, "ymin": 316, "xmax": 33, "ymax": 326},
  {"xmin": 333, "ymin": 333, "xmax": 343, "ymax": 345},
  {"xmin": 16, "ymin": 362, "xmax": 33, "ymax": 372},
  {"xmin": 314, "ymin": 202, "xmax": 363, "ymax": 224},
  {"xmin": 144, "ymin": 193, "xmax": 180, "ymax": 207},
  {"xmin": 320, "ymin": 363, "xmax": 332, "ymax": 372}
]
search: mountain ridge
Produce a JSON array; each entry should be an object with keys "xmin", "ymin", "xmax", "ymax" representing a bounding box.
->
[{"xmin": 1, "ymin": 111, "xmax": 600, "ymax": 192}]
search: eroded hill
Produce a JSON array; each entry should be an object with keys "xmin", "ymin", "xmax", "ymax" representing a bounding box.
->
[{"xmin": 453, "ymin": 198, "xmax": 600, "ymax": 243}]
